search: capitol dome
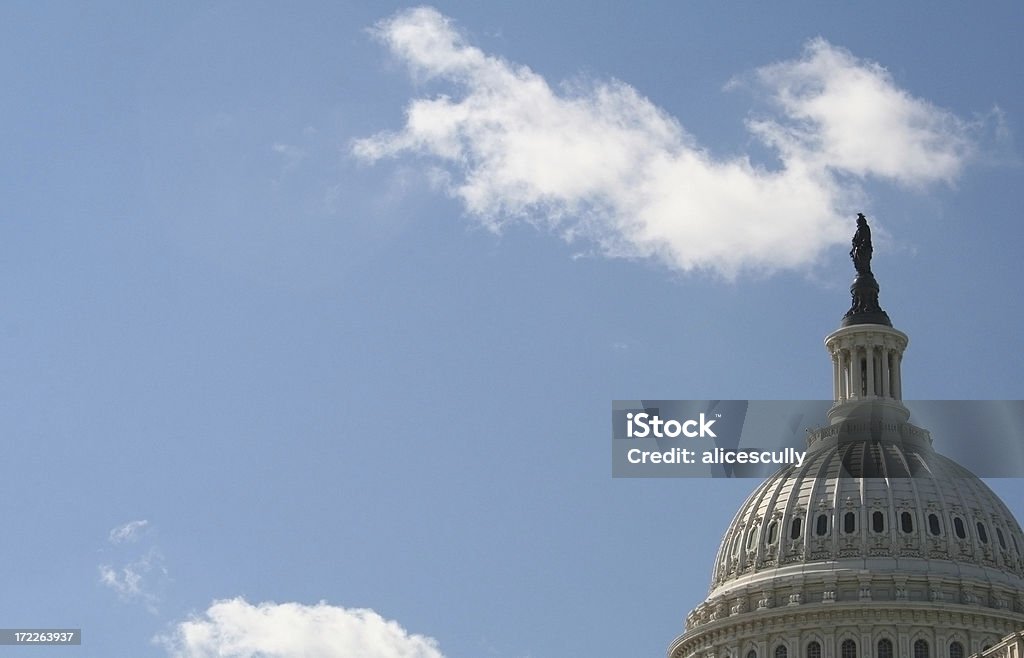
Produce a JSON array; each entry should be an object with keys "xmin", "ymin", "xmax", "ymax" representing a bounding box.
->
[{"xmin": 669, "ymin": 217, "xmax": 1024, "ymax": 658}]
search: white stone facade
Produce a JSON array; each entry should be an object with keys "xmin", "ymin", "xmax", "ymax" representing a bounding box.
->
[{"xmin": 668, "ymin": 319, "xmax": 1024, "ymax": 658}]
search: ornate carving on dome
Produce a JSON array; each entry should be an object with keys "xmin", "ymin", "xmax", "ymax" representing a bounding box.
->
[
  {"xmin": 868, "ymin": 532, "xmax": 890, "ymax": 557},
  {"xmin": 782, "ymin": 545, "xmax": 804, "ymax": 564},
  {"xmin": 757, "ymin": 591, "xmax": 774, "ymax": 610},
  {"xmin": 788, "ymin": 592, "xmax": 802, "ymax": 606},
  {"xmin": 731, "ymin": 598, "xmax": 747, "ymax": 616},
  {"xmin": 899, "ymin": 542, "xmax": 921, "ymax": 557},
  {"xmin": 810, "ymin": 539, "xmax": 830, "ymax": 561}
]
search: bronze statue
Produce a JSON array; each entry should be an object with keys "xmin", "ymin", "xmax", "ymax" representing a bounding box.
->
[
  {"xmin": 841, "ymin": 213, "xmax": 891, "ymax": 327},
  {"xmin": 850, "ymin": 213, "xmax": 872, "ymax": 276}
]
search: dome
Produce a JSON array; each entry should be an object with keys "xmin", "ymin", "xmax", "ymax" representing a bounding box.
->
[
  {"xmin": 672, "ymin": 418, "xmax": 1024, "ymax": 658},
  {"xmin": 668, "ymin": 216, "xmax": 1024, "ymax": 658},
  {"xmin": 707, "ymin": 424, "xmax": 1024, "ymax": 604}
]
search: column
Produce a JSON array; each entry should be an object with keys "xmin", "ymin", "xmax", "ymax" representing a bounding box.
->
[
  {"xmin": 880, "ymin": 347, "xmax": 890, "ymax": 398},
  {"xmin": 843, "ymin": 352, "xmax": 851, "ymax": 399},
  {"xmin": 865, "ymin": 344, "xmax": 875, "ymax": 398},
  {"xmin": 893, "ymin": 353, "xmax": 903, "ymax": 400},
  {"xmin": 832, "ymin": 351, "xmax": 841, "ymax": 401},
  {"xmin": 851, "ymin": 345, "xmax": 862, "ymax": 399}
]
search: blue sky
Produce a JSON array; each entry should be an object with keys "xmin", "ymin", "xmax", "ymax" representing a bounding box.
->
[{"xmin": 2, "ymin": 2, "xmax": 1023, "ymax": 656}]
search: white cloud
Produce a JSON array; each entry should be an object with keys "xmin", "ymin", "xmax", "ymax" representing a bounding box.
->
[
  {"xmin": 353, "ymin": 7, "xmax": 980, "ymax": 278},
  {"xmin": 158, "ymin": 598, "xmax": 445, "ymax": 658},
  {"xmin": 108, "ymin": 519, "xmax": 149, "ymax": 544},
  {"xmin": 100, "ymin": 520, "xmax": 168, "ymax": 614},
  {"xmin": 99, "ymin": 546, "xmax": 168, "ymax": 614},
  {"xmin": 743, "ymin": 37, "xmax": 975, "ymax": 186}
]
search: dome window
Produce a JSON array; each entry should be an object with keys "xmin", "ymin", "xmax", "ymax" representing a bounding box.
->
[
  {"xmin": 915, "ymin": 640, "xmax": 930, "ymax": 658},
  {"xmin": 841, "ymin": 639, "xmax": 857, "ymax": 658},
  {"xmin": 844, "ymin": 512, "xmax": 856, "ymax": 534},
  {"xmin": 816, "ymin": 514, "xmax": 828, "ymax": 536},
  {"xmin": 953, "ymin": 517, "xmax": 967, "ymax": 539},
  {"xmin": 776, "ymin": 646, "xmax": 788, "ymax": 658},
  {"xmin": 901, "ymin": 511, "xmax": 914, "ymax": 533},
  {"xmin": 790, "ymin": 517, "xmax": 802, "ymax": 540},
  {"xmin": 996, "ymin": 527, "xmax": 1006, "ymax": 550},
  {"xmin": 976, "ymin": 522, "xmax": 988, "ymax": 544},
  {"xmin": 950, "ymin": 641, "xmax": 964, "ymax": 658},
  {"xmin": 747, "ymin": 528, "xmax": 758, "ymax": 550},
  {"xmin": 1013, "ymin": 534, "xmax": 1020, "ymax": 554},
  {"xmin": 748, "ymin": 650, "xmax": 757, "ymax": 658},
  {"xmin": 807, "ymin": 641, "xmax": 821, "ymax": 658},
  {"xmin": 878, "ymin": 639, "xmax": 894, "ymax": 658},
  {"xmin": 766, "ymin": 521, "xmax": 778, "ymax": 545},
  {"xmin": 872, "ymin": 511, "xmax": 885, "ymax": 533},
  {"xmin": 928, "ymin": 513, "xmax": 942, "ymax": 536}
]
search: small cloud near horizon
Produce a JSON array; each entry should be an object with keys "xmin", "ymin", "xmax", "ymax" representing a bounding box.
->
[{"xmin": 157, "ymin": 598, "xmax": 445, "ymax": 658}]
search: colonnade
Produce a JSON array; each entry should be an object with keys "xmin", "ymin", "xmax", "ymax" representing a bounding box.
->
[{"xmin": 826, "ymin": 328, "xmax": 907, "ymax": 403}]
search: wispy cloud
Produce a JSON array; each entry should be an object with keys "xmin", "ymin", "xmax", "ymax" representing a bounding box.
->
[
  {"xmin": 99, "ymin": 547, "xmax": 168, "ymax": 614},
  {"xmin": 99, "ymin": 520, "xmax": 168, "ymax": 614},
  {"xmin": 157, "ymin": 598, "xmax": 445, "ymax": 658},
  {"xmin": 353, "ymin": 7, "xmax": 982, "ymax": 278},
  {"xmin": 108, "ymin": 519, "xmax": 149, "ymax": 544}
]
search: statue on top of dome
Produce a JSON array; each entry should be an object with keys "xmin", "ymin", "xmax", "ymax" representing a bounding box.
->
[
  {"xmin": 850, "ymin": 213, "xmax": 873, "ymax": 276},
  {"xmin": 841, "ymin": 212, "xmax": 891, "ymax": 327}
]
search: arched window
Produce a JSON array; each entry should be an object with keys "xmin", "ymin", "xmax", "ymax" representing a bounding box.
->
[
  {"xmin": 747, "ymin": 528, "xmax": 758, "ymax": 550},
  {"xmin": 949, "ymin": 641, "xmax": 964, "ymax": 658},
  {"xmin": 977, "ymin": 522, "xmax": 988, "ymax": 544},
  {"xmin": 872, "ymin": 511, "xmax": 885, "ymax": 533},
  {"xmin": 996, "ymin": 527, "xmax": 1007, "ymax": 550},
  {"xmin": 807, "ymin": 641, "xmax": 821, "ymax": 658},
  {"xmin": 928, "ymin": 513, "xmax": 941, "ymax": 536},
  {"xmin": 878, "ymin": 639, "xmax": 894, "ymax": 658},
  {"xmin": 841, "ymin": 639, "xmax": 857, "ymax": 658},
  {"xmin": 791, "ymin": 517, "xmax": 802, "ymax": 540},
  {"xmin": 953, "ymin": 517, "xmax": 966, "ymax": 539},
  {"xmin": 844, "ymin": 512, "xmax": 857, "ymax": 534},
  {"xmin": 747, "ymin": 650, "xmax": 757, "ymax": 658},
  {"xmin": 766, "ymin": 521, "xmax": 778, "ymax": 545},
  {"xmin": 776, "ymin": 646, "xmax": 788, "ymax": 658},
  {"xmin": 901, "ymin": 511, "xmax": 914, "ymax": 533},
  {"xmin": 915, "ymin": 639, "xmax": 930, "ymax": 658},
  {"xmin": 816, "ymin": 514, "xmax": 828, "ymax": 536}
]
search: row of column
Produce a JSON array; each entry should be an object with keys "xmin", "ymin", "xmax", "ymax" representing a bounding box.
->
[{"xmin": 831, "ymin": 343, "xmax": 902, "ymax": 402}]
